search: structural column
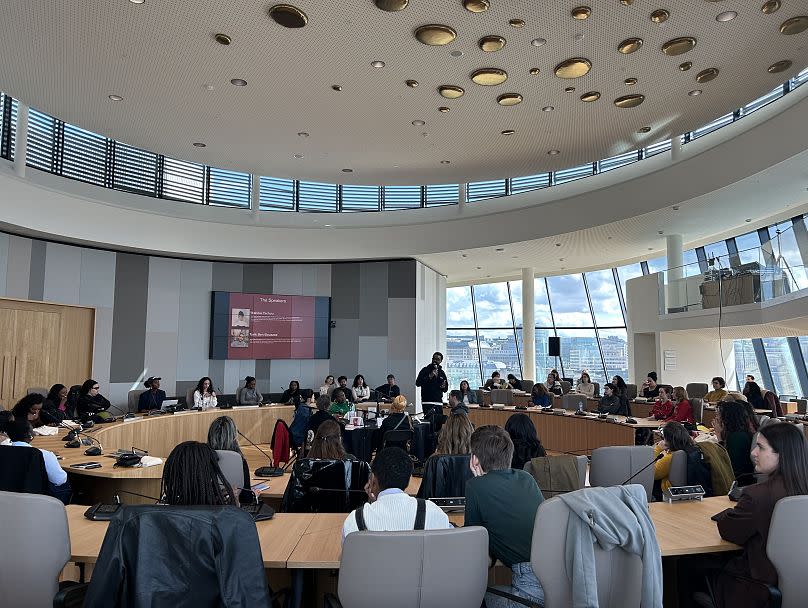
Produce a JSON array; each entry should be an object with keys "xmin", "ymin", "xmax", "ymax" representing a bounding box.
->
[
  {"xmin": 666, "ymin": 233, "xmax": 684, "ymax": 311},
  {"xmin": 521, "ymin": 267, "xmax": 535, "ymax": 382},
  {"xmin": 250, "ymin": 174, "xmax": 260, "ymax": 220},
  {"xmin": 14, "ymin": 103, "xmax": 28, "ymax": 178},
  {"xmin": 670, "ymin": 134, "xmax": 682, "ymax": 162}
]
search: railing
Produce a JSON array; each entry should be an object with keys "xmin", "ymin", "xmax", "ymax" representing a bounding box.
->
[{"xmin": 1, "ymin": 68, "xmax": 807, "ymax": 212}]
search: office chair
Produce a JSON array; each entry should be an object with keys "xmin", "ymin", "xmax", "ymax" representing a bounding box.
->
[
  {"xmin": 523, "ymin": 455, "xmax": 587, "ymax": 498},
  {"xmin": 416, "ymin": 454, "xmax": 473, "ymax": 499},
  {"xmin": 382, "ymin": 428, "xmax": 414, "ymax": 453},
  {"xmin": 691, "ymin": 397, "xmax": 705, "ymax": 424},
  {"xmin": 589, "ymin": 446, "xmax": 655, "ymax": 501},
  {"xmin": 324, "ymin": 527, "xmax": 489, "ymax": 608},
  {"xmin": 127, "ymin": 389, "xmax": 146, "ymax": 413},
  {"xmin": 491, "ymin": 389, "xmax": 513, "ymax": 406},
  {"xmin": 686, "ymin": 383, "xmax": 709, "ymax": 400},
  {"xmin": 0, "ymin": 445, "xmax": 49, "ymax": 494},
  {"xmin": 215, "ymin": 450, "xmax": 246, "ymax": 492},
  {"xmin": 281, "ymin": 458, "xmax": 370, "ymax": 513}
]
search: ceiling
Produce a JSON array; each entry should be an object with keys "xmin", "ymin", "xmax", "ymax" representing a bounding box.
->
[{"xmin": 1, "ymin": 0, "xmax": 807, "ymax": 185}]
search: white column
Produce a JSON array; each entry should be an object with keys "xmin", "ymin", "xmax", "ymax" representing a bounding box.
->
[
  {"xmin": 458, "ymin": 183, "xmax": 466, "ymax": 213},
  {"xmin": 14, "ymin": 103, "xmax": 29, "ymax": 178},
  {"xmin": 666, "ymin": 233, "xmax": 684, "ymax": 311},
  {"xmin": 670, "ymin": 134, "xmax": 682, "ymax": 162},
  {"xmin": 250, "ymin": 174, "xmax": 260, "ymax": 220},
  {"xmin": 521, "ymin": 267, "xmax": 535, "ymax": 382}
]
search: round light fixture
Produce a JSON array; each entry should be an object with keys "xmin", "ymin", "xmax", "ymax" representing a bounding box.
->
[
  {"xmin": 531, "ymin": 38, "xmax": 547, "ymax": 47},
  {"xmin": 371, "ymin": 60, "xmax": 385, "ymax": 68},
  {"xmin": 497, "ymin": 93, "xmax": 523, "ymax": 106},
  {"xmin": 637, "ymin": 126, "xmax": 652, "ymax": 133},
  {"xmin": 554, "ymin": 57, "xmax": 591, "ymax": 78},
  {"xmin": 768, "ymin": 59, "xmax": 792, "ymax": 73},
  {"xmin": 650, "ymin": 9, "xmax": 669, "ymax": 23},
  {"xmin": 529, "ymin": 68, "xmax": 541, "ymax": 75},
  {"xmin": 696, "ymin": 68, "xmax": 719, "ymax": 83},
  {"xmin": 547, "ymin": 149, "xmax": 560, "ymax": 155},
  {"xmin": 412, "ymin": 120, "xmax": 425, "ymax": 126},
  {"xmin": 129, "ymin": 0, "xmax": 145, "ymax": 4},
  {"xmin": 571, "ymin": 6, "xmax": 591, "ymax": 19},
  {"xmin": 618, "ymin": 38, "xmax": 643, "ymax": 54},
  {"xmin": 406, "ymin": 80, "xmax": 418, "ymax": 88},
  {"xmin": 780, "ymin": 16, "xmax": 808, "ymax": 35},
  {"xmin": 580, "ymin": 91, "xmax": 600, "ymax": 102},
  {"xmin": 679, "ymin": 61, "xmax": 692, "ymax": 71},
  {"xmin": 688, "ymin": 89, "xmax": 702, "ymax": 96},
  {"xmin": 470, "ymin": 68, "xmax": 508, "ymax": 85},
  {"xmin": 614, "ymin": 94, "xmax": 645, "ymax": 108},
  {"xmin": 509, "ymin": 19, "xmax": 525, "ymax": 27},
  {"xmin": 479, "ymin": 35, "xmax": 506, "ymax": 52},
  {"xmin": 193, "ymin": 142, "xmax": 206, "ymax": 148},
  {"xmin": 662, "ymin": 37, "xmax": 697, "ymax": 56},
  {"xmin": 108, "ymin": 94, "xmax": 123, "ymax": 101},
  {"xmin": 438, "ymin": 85, "xmax": 465, "ymax": 98},
  {"xmin": 297, "ymin": 131, "xmax": 309, "ymax": 137},
  {"xmin": 450, "ymin": 50, "xmax": 464, "ymax": 57},
  {"xmin": 414, "ymin": 24, "xmax": 457, "ymax": 45},
  {"xmin": 341, "ymin": 168, "xmax": 353, "ymax": 173},
  {"xmin": 761, "ymin": 0, "xmax": 780, "ymax": 14},
  {"xmin": 202, "ymin": 84, "xmax": 214, "ymax": 91},
  {"xmin": 438, "ymin": 107, "xmax": 450, "ymax": 113},
  {"xmin": 374, "ymin": 0, "xmax": 408, "ymax": 11},
  {"xmin": 501, "ymin": 129, "xmax": 515, "ymax": 135},
  {"xmin": 565, "ymin": 86, "xmax": 576, "ymax": 93},
  {"xmin": 268, "ymin": 4, "xmax": 308, "ymax": 28},
  {"xmin": 464, "ymin": 0, "xmax": 490, "ymax": 12},
  {"xmin": 624, "ymin": 78, "xmax": 638, "ymax": 85},
  {"xmin": 440, "ymin": 160, "xmax": 451, "ymax": 164},
  {"xmin": 332, "ymin": 84, "xmax": 343, "ymax": 91},
  {"xmin": 214, "ymin": 33, "xmax": 232, "ymax": 45},
  {"xmin": 542, "ymin": 105, "xmax": 554, "ymax": 111},
  {"xmin": 230, "ymin": 78, "xmax": 247, "ymax": 86},
  {"xmin": 294, "ymin": 153, "xmax": 304, "ymax": 158},
  {"xmin": 716, "ymin": 11, "xmax": 737, "ymax": 22}
]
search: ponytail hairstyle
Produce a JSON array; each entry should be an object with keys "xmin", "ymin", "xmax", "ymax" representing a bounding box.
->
[{"xmin": 307, "ymin": 420, "xmax": 348, "ymax": 460}]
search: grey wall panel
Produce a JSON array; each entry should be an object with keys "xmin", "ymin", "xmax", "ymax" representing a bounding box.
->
[
  {"xmin": 110, "ymin": 253, "xmax": 149, "ymax": 383},
  {"xmin": 388, "ymin": 260, "xmax": 416, "ymax": 299},
  {"xmin": 273, "ymin": 263, "xmax": 305, "ymax": 295},
  {"xmin": 176, "ymin": 260, "xmax": 213, "ymax": 381},
  {"xmin": 43, "ymin": 242, "xmax": 82, "ymax": 305},
  {"xmin": 331, "ymin": 263, "xmax": 360, "ymax": 319},
  {"xmin": 108, "ymin": 382, "xmax": 135, "ymax": 408},
  {"xmin": 176, "ymin": 380, "xmax": 197, "ymax": 402},
  {"xmin": 212, "ymin": 262, "xmax": 243, "ymax": 292},
  {"xmin": 235, "ymin": 360, "xmax": 256, "ymax": 393},
  {"xmin": 358, "ymin": 336, "xmax": 390, "ymax": 389},
  {"xmin": 0, "ymin": 232, "xmax": 9, "ymax": 295},
  {"xmin": 92, "ymin": 306, "xmax": 114, "ymax": 392},
  {"xmin": 387, "ymin": 358, "xmax": 418, "ymax": 404},
  {"xmin": 302, "ymin": 359, "xmax": 331, "ymax": 392},
  {"xmin": 146, "ymin": 257, "xmax": 181, "ymax": 333},
  {"xmin": 269, "ymin": 360, "xmax": 302, "ymax": 393},
  {"xmin": 387, "ymin": 298, "xmax": 416, "ymax": 360},
  {"xmin": 254, "ymin": 359, "xmax": 272, "ymax": 393},
  {"xmin": 208, "ymin": 359, "xmax": 225, "ymax": 394},
  {"xmin": 79, "ymin": 248, "xmax": 116, "ymax": 308},
  {"xmin": 242, "ymin": 264, "xmax": 273, "ymax": 293},
  {"xmin": 144, "ymin": 331, "xmax": 178, "ymax": 397},
  {"xmin": 329, "ymin": 318, "xmax": 360, "ymax": 378},
  {"xmin": 359, "ymin": 262, "xmax": 389, "ymax": 336},
  {"xmin": 304, "ymin": 264, "xmax": 331, "ymax": 297},
  {"xmin": 28, "ymin": 239, "xmax": 46, "ymax": 301},
  {"xmin": 5, "ymin": 235, "xmax": 32, "ymax": 298},
  {"xmin": 222, "ymin": 360, "xmax": 243, "ymax": 397}
]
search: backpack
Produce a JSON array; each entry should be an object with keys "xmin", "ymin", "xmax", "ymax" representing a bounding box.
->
[
  {"xmin": 684, "ymin": 445, "xmax": 713, "ymax": 497},
  {"xmin": 288, "ymin": 403, "xmax": 310, "ymax": 448}
]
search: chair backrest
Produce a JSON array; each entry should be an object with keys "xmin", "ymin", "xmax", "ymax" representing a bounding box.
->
[
  {"xmin": 338, "ymin": 527, "xmax": 489, "ymax": 608},
  {"xmin": 531, "ymin": 495, "xmax": 644, "ymax": 607},
  {"xmin": 690, "ymin": 397, "xmax": 704, "ymax": 424},
  {"xmin": 561, "ymin": 393, "xmax": 588, "ymax": 412},
  {"xmin": 0, "ymin": 490, "xmax": 70, "ymax": 608},
  {"xmin": 215, "ymin": 450, "xmax": 245, "ymax": 492},
  {"xmin": 796, "ymin": 399, "xmax": 807, "ymax": 414},
  {"xmin": 0, "ymin": 445, "xmax": 49, "ymax": 494},
  {"xmin": 523, "ymin": 455, "xmax": 587, "ymax": 496},
  {"xmin": 127, "ymin": 389, "xmax": 146, "ymax": 413},
  {"xmin": 235, "ymin": 386, "xmax": 244, "ymax": 404},
  {"xmin": 593, "ymin": 381, "xmax": 600, "ymax": 397},
  {"xmin": 383, "ymin": 429, "xmax": 414, "ymax": 452},
  {"xmin": 668, "ymin": 450, "xmax": 688, "ymax": 487},
  {"xmin": 282, "ymin": 458, "xmax": 370, "ymax": 513},
  {"xmin": 625, "ymin": 383, "xmax": 638, "ymax": 400},
  {"xmin": 560, "ymin": 380, "xmax": 572, "ymax": 395},
  {"xmin": 520, "ymin": 380, "xmax": 535, "ymax": 393},
  {"xmin": 416, "ymin": 454, "xmax": 474, "ymax": 499},
  {"xmin": 686, "ymin": 383, "xmax": 709, "ymax": 399},
  {"xmin": 185, "ymin": 387, "xmax": 196, "ymax": 407},
  {"xmin": 490, "ymin": 389, "xmax": 513, "ymax": 405},
  {"xmin": 589, "ymin": 446, "xmax": 654, "ymax": 501},
  {"xmin": 767, "ymin": 495, "xmax": 808, "ymax": 608},
  {"xmin": 26, "ymin": 386, "xmax": 48, "ymax": 398}
]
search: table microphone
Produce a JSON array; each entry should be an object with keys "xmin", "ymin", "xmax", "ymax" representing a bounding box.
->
[
  {"xmin": 236, "ymin": 430, "xmax": 284, "ymax": 477},
  {"xmin": 620, "ymin": 452, "xmax": 664, "ymax": 485},
  {"xmin": 113, "ymin": 489, "xmax": 161, "ymax": 503}
]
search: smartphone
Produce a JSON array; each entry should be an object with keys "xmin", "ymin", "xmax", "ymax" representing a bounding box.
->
[{"xmin": 72, "ymin": 462, "xmax": 102, "ymax": 470}]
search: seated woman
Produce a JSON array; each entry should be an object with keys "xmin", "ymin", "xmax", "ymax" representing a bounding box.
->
[
  {"xmin": 42, "ymin": 384, "xmax": 69, "ymax": 424},
  {"xmin": 12, "ymin": 394, "xmax": 45, "ymax": 428},
  {"xmin": 505, "ymin": 413, "xmax": 546, "ymax": 470},
  {"xmin": 238, "ymin": 376, "xmax": 262, "ymax": 405},
  {"xmin": 710, "ymin": 423, "xmax": 808, "ymax": 608},
  {"xmin": 0, "ymin": 410, "xmax": 14, "ymax": 445},
  {"xmin": 193, "ymin": 376, "xmax": 218, "ymax": 410},
  {"xmin": 308, "ymin": 394, "xmax": 337, "ymax": 440},
  {"xmin": 598, "ymin": 383, "xmax": 628, "ymax": 416},
  {"xmin": 458, "ymin": 380, "xmax": 478, "ymax": 405},
  {"xmin": 546, "ymin": 370, "xmax": 563, "ymax": 396},
  {"xmin": 280, "ymin": 380, "xmax": 303, "ymax": 406},
  {"xmin": 506, "ymin": 374, "xmax": 522, "ymax": 391},
  {"xmin": 649, "ymin": 386, "xmax": 674, "ymax": 420},
  {"xmin": 575, "ymin": 371, "xmax": 595, "ymax": 398},
  {"xmin": 6, "ymin": 418, "xmax": 72, "ymax": 503},
  {"xmin": 653, "ymin": 421, "xmax": 712, "ymax": 499},
  {"xmin": 713, "ymin": 401, "xmax": 755, "ymax": 480},
  {"xmin": 611, "ymin": 375, "xmax": 628, "ymax": 399},
  {"xmin": 743, "ymin": 381, "xmax": 766, "ymax": 410},
  {"xmin": 704, "ymin": 376, "xmax": 729, "ymax": 403},
  {"xmin": 328, "ymin": 389, "xmax": 352, "ymax": 418},
  {"xmin": 307, "ymin": 420, "xmax": 355, "ymax": 461},
  {"xmin": 379, "ymin": 395, "xmax": 413, "ymax": 450},
  {"xmin": 665, "ymin": 386, "xmax": 694, "ymax": 426},
  {"xmin": 483, "ymin": 371, "xmax": 503, "ymax": 391},
  {"xmin": 77, "ymin": 379, "xmax": 112, "ymax": 421},
  {"xmin": 434, "ymin": 409, "xmax": 474, "ymax": 455},
  {"xmin": 319, "ymin": 375, "xmax": 335, "ymax": 398},
  {"xmin": 207, "ymin": 415, "xmax": 252, "ymax": 502},
  {"xmin": 531, "ymin": 382, "xmax": 552, "ymax": 408},
  {"xmin": 161, "ymin": 441, "xmax": 235, "ymax": 506},
  {"xmin": 351, "ymin": 375, "xmax": 370, "ymax": 403}
]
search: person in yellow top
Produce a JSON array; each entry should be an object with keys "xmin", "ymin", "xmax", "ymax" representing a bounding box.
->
[
  {"xmin": 653, "ymin": 421, "xmax": 699, "ymax": 494},
  {"xmin": 703, "ymin": 376, "xmax": 729, "ymax": 403}
]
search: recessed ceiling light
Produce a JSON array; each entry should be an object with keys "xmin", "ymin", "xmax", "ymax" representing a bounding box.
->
[
  {"xmin": 509, "ymin": 19, "xmax": 525, "ymax": 27},
  {"xmin": 476, "ymin": 266, "xmax": 482, "ymax": 270},
  {"xmin": 529, "ymin": 68, "xmax": 541, "ymax": 75},
  {"xmin": 371, "ymin": 60, "xmax": 386, "ymax": 68},
  {"xmin": 332, "ymin": 84, "xmax": 342, "ymax": 91},
  {"xmin": 406, "ymin": 80, "xmax": 418, "ymax": 88},
  {"xmin": 716, "ymin": 11, "xmax": 737, "ymax": 22},
  {"xmin": 637, "ymin": 126, "xmax": 651, "ymax": 133},
  {"xmin": 565, "ymin": 86, "xmax": 576, "ymax": 93},
  {"xmin": 548, "ymin": 149, "xmax": 560, "ymax": 155},
  {"xmin": 342, "ymin": 168, "xmax": 353, "ymax": 173},
  {"xmin": 324, "ymin": 224, "xmax": 332, "ymax": 227},
  {"xmin": 745, "ymin": 218, "xmax": 752, "ymax": 222},
  {"xmin": 555, "ymin": 243, "xmax": 562, "ymax": 247},
  {"xmin": 501, "ymin": 129, "xmax": 516, "ymax": 135},
  {"xmin": 648, "ymin": 247, "xmax": 654, "ymax": 251},
  {"xmin": 624, "ymin": 78, "xmax": 638, "ymax": 86},
  {"xmin": 531, "ymin": 38, "xmax": 546, "ymax": 47},
  {"xmin": 230, "ymin": 78, "xmax": 247, "ymax": 86},
  {"xmin": 268, "ymin": 4, "xmax": 308, "ymax": 28},
  {"xmin": 438, "ymin": 107, "xmax": 450, "ymax": 113},
  {"xmin": 201, "ymin": 84, "xmax": 214, "ymax": 91},
  {"xmin": 450, "ymin": 50, "xmax": 464, "ymax": 57},
  {"xmin": 559, "ymin": 258, "xmax": 564, "ymax": 261},
  {"xmin": 461, "ymin": 253, "xmax": 468, "ymax": 258},
  {"xmin": 672, "ymin": 205, "xmax": 680, "ymax": 210},
  {"xmin": 422, "ymin": 132, "xmax": 429, "ymax": 137},
  {"xmin": 108, "ymin": 94, "xmax": 123, "ymax": 101},
  {"xmin": 496, "ymin": 247, "xmax": 505, "ymax": 252},
  {"xmin": 571, "ymin": 6, "xmax": 591, "ymax": 20},
  {"xmin": 192, "ymin": 142, "xmax": 206, "ymax": 148},
  {"xmin": 129, "ymin": 0, "xmax": 145, "ymax": 4},
  {"xmin": 511, "ymin": 255, "xmax": 518, "ymax": 259},
  {"xmin": 440, "ymin": 160, "xmax": 451, "ymax": 164},
  {"xmin": 542, "ymin": 106, "xmax": 554, "ymax": 112},
  {"xmin": 297, "ymin": 131, "xmax": 309, "ymax": 138},
  {"xmin": 688, "ymin": 89, "xmax": 702, "ymax": 96},
  {"xmin": 658, "ymin": 230, "xmax": 664, "ymax": 235},
  {"xmin": 412, "ymin": 120, "xmax": 425, "ymax": 126},
  {"xmin": 294, "ymin": 153, "xmax": 304, "ymax": 158},
  {"xmin": 214, "ymin": 33, "xmax": 232, "ymax": 45}
]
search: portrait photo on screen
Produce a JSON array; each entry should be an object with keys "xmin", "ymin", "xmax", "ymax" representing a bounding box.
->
[
  {"xmin": 231, "ymin": 328, "xmax": 250, "ymax": 347},
  {"xmin": 231, "ymin": 309, "xmax": 250, "ymax": 327}
]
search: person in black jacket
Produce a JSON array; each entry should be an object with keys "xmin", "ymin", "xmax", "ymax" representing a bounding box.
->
[
  {"xmin": 307, "ymin": 394, "xmax": 337, "ymax": 442},
  {"xmin": 597, "ymin": 383, "xmax": 628, "ymax": 415},
  {"xmin": 280, "ymin": 380, "xmax": 303, "ymax": 406},
  {"xmin": 375, "ymin": 374, "xmax": 401, "ymax": 400},
  {"xmin": 505, "ymin": 413, "xmax": 546, "ymax": 470},
  {"xmin": 76, "ymin": 379, "xmax": 111, "ymax": 422},
  {"xmin": 379, "ymin": 395, "xmax": 413, "ymax": 450},
  {"xmin": 41, "ymin": 384, "xmax": 69, "ymax": 425},
  {"xmin": 138, "ymin": 377, "xmax": 166, "ymax": 412},
  {"xmin": 415, "ymin": 352, "xmax": 448, "ymax": 417}
]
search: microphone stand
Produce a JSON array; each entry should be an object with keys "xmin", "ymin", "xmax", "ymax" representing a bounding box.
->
[{"xmin": 237, "ymin": 429, "xmax": 293, "ymax": 477}]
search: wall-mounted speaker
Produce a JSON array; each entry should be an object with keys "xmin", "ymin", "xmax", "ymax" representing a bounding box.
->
[{"xmin": 548, "ymin": 336, "xmax": 561, "ymax": 357}]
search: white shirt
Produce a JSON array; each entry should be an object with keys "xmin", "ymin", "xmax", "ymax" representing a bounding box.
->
[
  {"xmin": 194, "ymin": 390, "xmax": 218, "ymax": 410},
  {"xmin": 352, "ymin": 386, "xmax": 370, "ymax": 401},
  {"xmin": 342, "ymin": 488, "xmax": 451, "ymax": 539},
  {"xmin": 11, "ymin": 441, "xmax": 68, "ymax": 485}
]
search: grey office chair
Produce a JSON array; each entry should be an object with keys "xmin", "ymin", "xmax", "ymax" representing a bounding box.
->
[
  {"xmin": 668, "ymin": 450, "xmax": 688, "ymax": 487},
  {"xmin": 767, "ymin": 495, "xmax": 808, "ymax": 608},
  {"xmin": 127, "ymin": 389, "xmax": 146, "ymax": 413},
  {"xmin": 325, "ymin": 527, "xmax": 490, "ymax": 608},
  {"xmin": 491, "ymin": 389, "xmax": 513, "ymax": 406},
  {"xmin": 589, "ymin": 446, "xmax": 654, "ymax": 501},
  {"xmin": 520, "ymin": 380, "xmax": 535, "ymax": 393},
  {"xmin": 796, "ymin": 399, "xmax": 807, "ymax": 414},
  {"xmin": 475, "ymin": 389, "xmax": 485, "ymax": 405},
  {"xmin": 215, "ymin": 450, "xmax": 246, "ymax": 492},
  {"xmin": 186, "ymin": 387, "xmax": 196, "ymax": 408},
  {"xmin": 625, "ymin": 383, "xmax": 638, "ymax": 400},
  {"xmin": 691, "ymin": 397, "xmax": 704, "ymax": 424},
  {"xmin": 531, "ymin": 493, "xmax": 647, "ymax": 607},
  {"xmin": 0, "ymin": 490, "xmax": 79, "ymax": 608},
  {"xmin": 560, "ymin": 380, "xmax": 572, "ymax": 395},
  {"xmin": 561, "ymin": 393, "xmax": 588, "ymax": 412},
  {"xmin": 593, "ymin": 381, "xmax": 600, "ymax": 397},
  {"xmin": 686, "ymin": 383, "xmax": 709, "ymax": 399},
  {"xmin": 524, "ymin": 455, "xmax": 588, "ymax": 496},
  {"xmin": 26, "ymin": 386, "xmax": 48, "ymax": 398}
]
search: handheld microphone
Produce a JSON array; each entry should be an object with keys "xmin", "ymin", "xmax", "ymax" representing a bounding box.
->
[{"xmin": 620, "ymin": 452, "xmax": 664, "ymax": 485}]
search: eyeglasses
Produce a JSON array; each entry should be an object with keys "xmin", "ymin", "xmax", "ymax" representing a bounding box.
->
[{"xmin": 92, "ymin": 386, "xmax": 99, "ymax": 390}]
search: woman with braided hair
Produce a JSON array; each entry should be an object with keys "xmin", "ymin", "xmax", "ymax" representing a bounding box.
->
[{"xmin": 160, "ymin": 441, "xmax": 236, "ymax": 506}]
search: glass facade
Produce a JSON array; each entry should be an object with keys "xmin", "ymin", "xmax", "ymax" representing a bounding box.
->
[{"xmin": 447, "ymin": 215, "xmax": 808, "ymax": 398}]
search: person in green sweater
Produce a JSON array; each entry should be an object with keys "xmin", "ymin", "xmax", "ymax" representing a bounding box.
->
[
  {"xmin": 328, "ymin": 388, "xmax": 352, "ymax": 418},
  {"xmin": 465, "ymin": 425, "xmax": 545, "ymax": 608},
  {"xmin": 714, "ymin": 400, "xmax": 755, "ymax": 481}
]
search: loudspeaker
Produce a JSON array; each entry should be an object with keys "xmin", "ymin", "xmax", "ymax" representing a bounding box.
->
[{"xmin": 548, "ymin": 336, "xmax": 560, "ymax": 357}]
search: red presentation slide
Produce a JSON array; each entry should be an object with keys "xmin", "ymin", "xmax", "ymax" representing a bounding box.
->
[{"xmin": 227, "ymin": 293, "xmax": 316, "ymax": 359}]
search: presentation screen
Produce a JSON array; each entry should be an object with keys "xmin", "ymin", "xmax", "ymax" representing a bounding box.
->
[{"xmin": 210, "ymin": 292, "xmax": 330, "ymax": 360}]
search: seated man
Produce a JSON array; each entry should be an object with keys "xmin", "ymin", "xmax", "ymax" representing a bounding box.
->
[
  {"xmin": 375, "ymin": 374, "xmax": 401, "ymax": 400},
  {"xmin": 466, "ymin": 426, "xmax": 545, "ymax": 608},
  {"xmin": 138, "ymin": 376, "xmax": 166, "ymax": 412},
  {"xmin": 7, "ymin": 419, "xmax": 72, "ymax": 504},
  {"xmin": 483, "ymin": 371, "xmax": 503, "ymax": 391},
  {"xmin": 329, "ymin": 389, "xmax": 352, "ymax": 418},
  {"xmin": 335, "ymin": 376, "xmax": 354, "ymax": 404},
  {"xmin": 597, "ymin": 382, "xmax": 628, "ymax": 416},
  {"xmin": 641, "ymin": 371, "xmax": 660, "ymax": 399},
  {"xmin": 342, "ymin": 447, "xmax": 450, "ymax": 539}
]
